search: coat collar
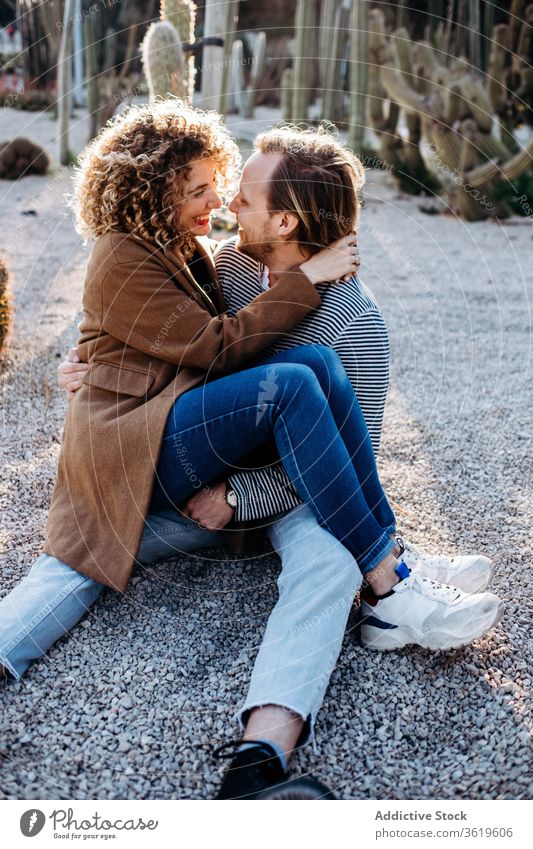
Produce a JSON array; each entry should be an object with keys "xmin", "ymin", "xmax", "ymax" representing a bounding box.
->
[{"xmin": 165, "ymin": 236, "xmax": 227, "ymax": 317}]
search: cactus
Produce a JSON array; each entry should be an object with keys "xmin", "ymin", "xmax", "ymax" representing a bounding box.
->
[
  {"xmin": 219, "ymin": 0, "xmax": 239, "ymax": 116},
  {"xmin": 485, "ymin": 7, "xmax": 533, "ymax": 135},
  {"xmin": 319, "ymin": 0, "xmax": 337, "ymax": 86},
  {"xmin": 201, "ymin": 0, "xmax": 228, "ymax": 109},
  {"xmin": 281, "ymin": 68, "xmax": 293, "ymax": 122},
  {"xmin": 367, "ymin": 11, "xmax": 440, "ymax": 194},
  {"xmin": 348, "ymin": 0, "xmax": 369, "ymax": 154},
  {"xmin": 84, "ymin": 14, "xmax": 100, "ymax": 139},
  {"xmin": 161, "ymin": 1, "xmax": 197, "ymax": 102},
  {"xmin": 367, "ymin": 7, "xmax": 533, "ymax": 217},
  {"xmin": 468, "ymin": 0, "xmax": 482, "ymax": 70},
  {"xmin": 242, "ymin": 32, "xmax": 267, "ymax": 119},
  {"xmin": 57, "ymin": 0, "xmax": 75, "ymax": 166},
  {"xmin": 0, "ymin": 254, "xmax": 10, "ymax": 361},
  {"xmin": 291, "ymin": 0, "xmax": 319, "ymax": 121},
  {"xmin": 500, "ymin": 137, "xmax": 533, "ymax": 180},
  {"xmin": 141, "ymin": 20, "xmax": 186, "ymax": 102},
  {"xmin": 229, "ymin": 39, "xmax": 246, "ymax": 115},
  {"xmin": 0, "ymin": 138, "xmax": 50, "ymax": 180},
  {"xmin": 320, "ymin": 0, "xmax": 343, "ymax": 121}
]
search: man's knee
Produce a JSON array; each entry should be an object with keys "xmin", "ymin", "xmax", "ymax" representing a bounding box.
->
[{"xmin": 269, "ymin": 507, "xmax": 361, "ymax": 598}]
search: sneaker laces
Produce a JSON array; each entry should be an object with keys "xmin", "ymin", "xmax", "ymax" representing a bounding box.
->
[
  {"xmin": 394, "ymin": 534, "xmax": 406, "ymax": 558},
  {"xmin": 404, "ymin": 570, "xmax": 463, "ymax": 603},
  {"xmin": 213, "ymin": 739, "xmax": 277, "ymax": 761},
  {"xmin": 403, "ymin": 542, "xmax": 455, "ymax": 568}
]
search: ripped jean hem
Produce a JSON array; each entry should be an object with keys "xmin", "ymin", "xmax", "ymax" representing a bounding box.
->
[{"xmin": 234, "ymin": 702, "xmax": 317, "ymax": 754}]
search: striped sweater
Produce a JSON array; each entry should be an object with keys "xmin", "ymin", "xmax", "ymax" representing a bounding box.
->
[{"xmin": 212, "ymin": 237, "xmax": 390, "ymax": 523}]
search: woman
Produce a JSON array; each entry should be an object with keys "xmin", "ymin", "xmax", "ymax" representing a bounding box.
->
[{"xmin": 0, "ymin": 101, "xmax": 501, "ymax": 685}]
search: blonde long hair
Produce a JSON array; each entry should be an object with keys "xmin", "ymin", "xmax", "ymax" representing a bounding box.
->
[{"xmin": 255, "ymin": 126, "xmax": 365, "ymax": 253}]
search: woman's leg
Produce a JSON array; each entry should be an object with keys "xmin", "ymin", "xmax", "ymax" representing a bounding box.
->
[
  {"xmin": 261, "ymin": 345, "xmax": 395, "ymax": 534},
  {"xmin": 152, "ymin": 352, "xmax": 395, "ymax": 575}
]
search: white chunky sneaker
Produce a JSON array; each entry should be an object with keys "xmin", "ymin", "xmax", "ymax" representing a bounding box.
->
[
  {"xmin": 399, "ymin": 539, "xmax": 494, "ymax": 594},
  {"xmin": 361, "ymin": 568, "xmax": 504, "ymax": 651}
]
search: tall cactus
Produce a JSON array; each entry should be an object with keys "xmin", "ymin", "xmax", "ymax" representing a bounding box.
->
[
  {"xmin": 468, "ymin": 0, "xmax": 482, "ymax": 71},
  {"xmin": 0, "ymin": 254, "xmax": 10, "ymax": 361},
  {"xmin": 219, "ymin": 0, "xmax": 239, "ymax": 116},
  {"xmin": 242, "ymin": 32, "xmax": 267, "ymax": 118},
  {"xmin": 57, "ymin": 0, "xmax": 75, "ymax": 165},
  {"xmin": 367, "ymin": 11, "xmax": 439, "ymax": 194},
  {"xmin": 141, "ymin": 20, "xmax": 186, "ymax": 102},
  {"xmin": 229, "ymin": 39, "xmax": 246, "ymax": 115},
  {"xmin": 369, "ymin": 8, "xmax": 533, "ymax": 218},
  {"xmin": 84, "ymin": 13, "xmax": 100, "ymax": 138},
  {"xmin": 161, "ymin": 1, "xmax": 197, "ymax": 102},
  {"xmin": 281, "ymin": 68, "xmax": 293, "ymax": 121},
  {"xmin": 201, "ymin": 0, "xmax": 227, "ymax": 109},
  {"xmin": 291, "ymin": 0, "xmax": 319, "ymax": 121},
  {"xmin": 320, "ymin": 1, "xmax": 345, "ymax": 122},
  {"xmin": 348, "ymin": 0, "xmax": 369, "ymax": 153}
]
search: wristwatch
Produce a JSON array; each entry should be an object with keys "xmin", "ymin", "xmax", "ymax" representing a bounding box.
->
[{"xmin": 224, "ymin": 487, "xmax": 238, "ymax": 509}]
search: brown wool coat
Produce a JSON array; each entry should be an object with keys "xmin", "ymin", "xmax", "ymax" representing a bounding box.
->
[{"xmin": 44, "ymin": 231, "xmax": 321, "ymax": 592}]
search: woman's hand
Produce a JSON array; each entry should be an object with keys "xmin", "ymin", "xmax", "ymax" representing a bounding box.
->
[
  {"xmin": 57, "ymin": 347, "xmax": 89, "ymax": 399},
  {"xmin": 300, "ymin": 232, "xmax": 360, "ymax": 285}
]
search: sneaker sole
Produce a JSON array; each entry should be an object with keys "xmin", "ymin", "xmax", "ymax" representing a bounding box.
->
[
  {"xmin": 361, "ymin": 599, "xmax": 505, "ymax": 652},
  {"xmin": 255, "ymin": 777, "xmax": 336, "ymax": 800}
]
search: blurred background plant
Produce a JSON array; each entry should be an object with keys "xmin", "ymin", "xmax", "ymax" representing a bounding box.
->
[
  {"xmin": 0, "ymin": 254, "xmax": 11, "ymax": 362},
  {"xmin": 1, "ymin": 1, "xmax": 531, "ymax": 218}
]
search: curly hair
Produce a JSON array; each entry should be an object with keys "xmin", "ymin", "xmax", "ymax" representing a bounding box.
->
[{"xmin": 69, "ymin": 98, "xmax": 241, "ymax": 254}]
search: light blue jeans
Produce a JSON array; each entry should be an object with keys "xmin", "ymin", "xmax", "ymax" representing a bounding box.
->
[{"xmin": 0, "ymin": 506, "xmax": 361, "ymax": 743}]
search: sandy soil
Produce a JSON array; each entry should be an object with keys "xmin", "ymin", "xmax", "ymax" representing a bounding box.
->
[{"xmin": 0, "ymin": 106, "xmax": 532, "ymax": 800}]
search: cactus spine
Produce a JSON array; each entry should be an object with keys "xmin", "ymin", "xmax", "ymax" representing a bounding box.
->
[
  {"xmin": 141, "ymin": 20, "xmax": 186, "ymax": 102},
  {"xmin": 161, "ymin": 0, "xmax": 197, "ymax": 103}
]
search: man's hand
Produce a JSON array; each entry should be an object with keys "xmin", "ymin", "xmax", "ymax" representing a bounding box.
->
[
  {"xmin": 182, "ymin": 481, "xmax": 235, "ymax": 531},
  {"xmin": 57, "ymin": 347, "xmax": 89, "ymax": 399}
]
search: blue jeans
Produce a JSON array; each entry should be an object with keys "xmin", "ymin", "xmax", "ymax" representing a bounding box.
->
[
  {"xmin": 153, "ymin": 345, "xmax": 396, "ymax": 573},
  {"xmin": 0, "ymin": 507, "xmax": 360, "ymax": 744}
]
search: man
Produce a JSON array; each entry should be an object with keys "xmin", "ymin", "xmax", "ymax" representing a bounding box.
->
[{"xmin": 45, "ymin": 128, "xmax": 502, "ymax": 799}]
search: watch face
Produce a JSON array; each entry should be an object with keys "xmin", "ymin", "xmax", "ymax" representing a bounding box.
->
[{"xmin": 226, "ymin": 489, "xmax": 238, "ymax": 508}]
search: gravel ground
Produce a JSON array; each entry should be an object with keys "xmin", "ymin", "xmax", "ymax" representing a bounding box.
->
[{"xmin": 0, "ymin": 110, "xmax": 532, "ymax": 800}]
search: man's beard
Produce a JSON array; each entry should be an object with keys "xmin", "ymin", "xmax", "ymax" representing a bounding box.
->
[{"xmin": 236, "ymin": 222, "xmax": 275, "ymax": 266}]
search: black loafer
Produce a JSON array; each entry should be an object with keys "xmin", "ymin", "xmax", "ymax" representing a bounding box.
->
[
  {"xmin": 255, "ymin": 776, "xmax": 336, "ymax": 799},
  {"xmin": 214, "ymin": 739, "xmax": 335, "ymax": 800}
]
